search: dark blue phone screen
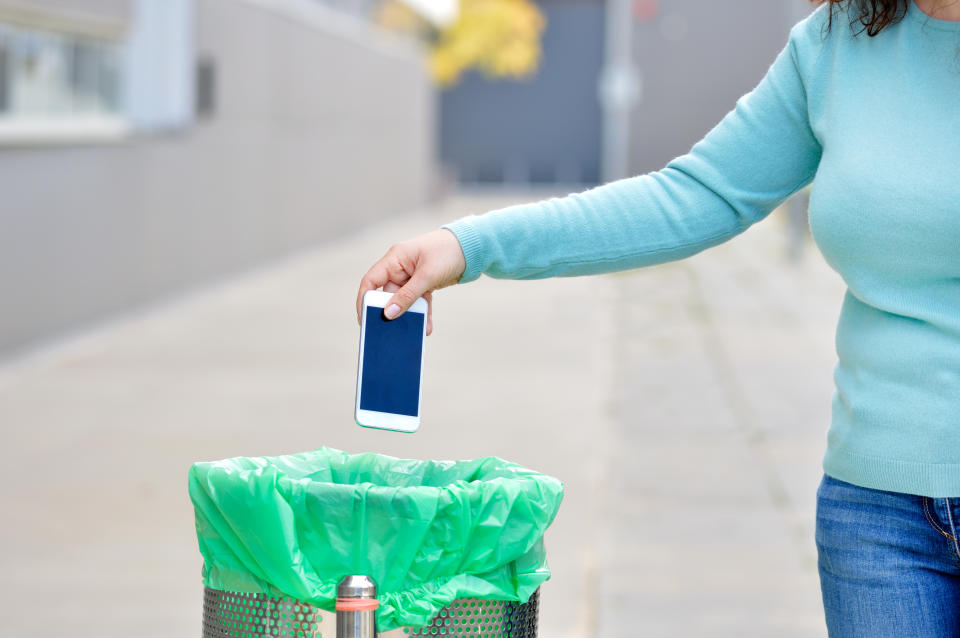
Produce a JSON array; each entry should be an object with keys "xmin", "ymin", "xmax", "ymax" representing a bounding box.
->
[{"xmin": 360, "ymin": 306, "xmax": 424, "ymax": 416}]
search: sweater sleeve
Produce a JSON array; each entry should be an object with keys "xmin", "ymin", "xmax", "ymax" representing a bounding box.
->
[{"xmin": 443, "ymin": 19, "xmax": 822, "ymax": 283}]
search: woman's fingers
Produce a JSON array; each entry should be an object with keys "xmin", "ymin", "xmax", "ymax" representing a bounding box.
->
[
  {"xmin": 356, "ymin": 250, "xmax": 411, "ymax": 322},
  {"xmin": 356, "ymin": 266, "xmax": 388, "ymax": 323},
  {"xmin": 384, "ymin": 272, "xmax": 432, "ymax": 320},
  {"xmin": 355, "ymin": 229, "xmax": 465, "ymax": 332}
]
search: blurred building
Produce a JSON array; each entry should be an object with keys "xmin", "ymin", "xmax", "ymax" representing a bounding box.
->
[
  {"xmin": 440, "ymin": 0, "xmax": 606, "ymax": 186},
  {"xmin": 0, "ymin": 0, "xmax": 434, "ymax": 355},
  {"xmin": 0, "ymin": 0, "xmax": 818, "ymax": 355},
  {"xmin": 439, "ymin": 0, "xmax": 813, "ymax": 187},
  {"xmin": 627, "ymin": 0, "xmax": 813, "ymax": 175}
]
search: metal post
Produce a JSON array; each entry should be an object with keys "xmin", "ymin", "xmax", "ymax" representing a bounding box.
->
[
  {"xmin": 336, "ymin": 575, "xmax": 379, "ymax": 638},
  {"xmin": 599, "ymin": 0, "xmax": 641, "ymax": 183}
]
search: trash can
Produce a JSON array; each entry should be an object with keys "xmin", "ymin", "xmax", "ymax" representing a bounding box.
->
[
  {"xmin": 200, "ymin": 586, "xmax": 540, "ymax": 637},
  {"xmin": 190, "ymin": 447, "xmax": 562, "ymax": 637},
  {"xmin": 202, "ymin": 588, "xmax": 323, "ymax": 638}
]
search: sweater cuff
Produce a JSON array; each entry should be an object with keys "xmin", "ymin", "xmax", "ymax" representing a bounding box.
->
[{"xmin": 442, "ymin": 219, "xmax": 485, "ymax": 284}]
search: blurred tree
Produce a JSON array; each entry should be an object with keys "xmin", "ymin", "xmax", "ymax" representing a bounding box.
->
[{"xmin": 375, "ymin": 0, "xmax": 546, "ymax": 87}]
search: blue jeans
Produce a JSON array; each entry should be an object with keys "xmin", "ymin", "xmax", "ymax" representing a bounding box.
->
[{"xmin": 816, "ymin": 474, "xmax": 960, "ymax": 637}]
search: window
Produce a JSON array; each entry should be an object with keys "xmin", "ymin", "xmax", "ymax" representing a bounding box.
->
[{"xmin": 0, "ymin": 22, "xmax": 123, "ymax": 121}]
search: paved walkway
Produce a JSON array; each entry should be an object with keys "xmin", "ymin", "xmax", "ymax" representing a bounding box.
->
[{"xmin": 0, "ymin": 193, "xmax": 844, "ymax": 637}]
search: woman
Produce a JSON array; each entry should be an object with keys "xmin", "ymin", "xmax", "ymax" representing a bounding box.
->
[{"xmin": 356, "ymin": 1, "xmax": 960, "ymax": 635}]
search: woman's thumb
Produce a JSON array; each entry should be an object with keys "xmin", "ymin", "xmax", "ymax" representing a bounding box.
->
[{"xmin": 385, "ymin": 273, "xmax": 429, "ymax": 319}]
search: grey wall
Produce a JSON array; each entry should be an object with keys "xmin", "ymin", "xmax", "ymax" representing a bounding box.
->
[
  {"xmin": 0, "ymin": 0, "xmax": 434, "ymax": 355},
  {"xmin": 438, "ymin": 0, "xmax": 812, "ymax": 185},
  {"xmin": 629, "ymin": 0, "xmax": 813, "ymax": 174},
  {"xmin": 440, "ymin": 0, "xmax": 605, "ymax": 185}
]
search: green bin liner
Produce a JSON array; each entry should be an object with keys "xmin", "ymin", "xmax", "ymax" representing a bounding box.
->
[{"xmin": 188, "ymin": 447, "xmax": 564, "ymax": 631}]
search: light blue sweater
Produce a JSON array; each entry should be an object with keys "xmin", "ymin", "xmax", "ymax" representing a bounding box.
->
[{"xmin": 444, "ymin": 1, "xmax": 960, "ymax": 497}]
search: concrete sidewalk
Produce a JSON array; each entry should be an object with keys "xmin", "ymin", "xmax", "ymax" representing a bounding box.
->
[{"xmin": 0, "ymin": 192, "xmax": 844, "ymax": 637}]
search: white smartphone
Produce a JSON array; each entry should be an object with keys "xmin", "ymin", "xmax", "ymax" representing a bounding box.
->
[{"xmin": 355, "ymin": 289, "xmax": 427, "ymax": 433}]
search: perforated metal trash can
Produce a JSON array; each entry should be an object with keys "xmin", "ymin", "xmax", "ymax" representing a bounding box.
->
[
  {"xmin": 202, "ymin": 587, "xmax": 540, "ymax": 638},
  {"xmin": 403, "ymin": 590, "xmax": 539, "ymax": 638},
  {"xmin": 202, "ymin": 588, "xmax": 324, "ymax": 638}
]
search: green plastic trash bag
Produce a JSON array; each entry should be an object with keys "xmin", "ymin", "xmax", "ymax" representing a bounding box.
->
[{"xmin": 188, "ymin": 447, "xmax": 564, "ymax": 631}]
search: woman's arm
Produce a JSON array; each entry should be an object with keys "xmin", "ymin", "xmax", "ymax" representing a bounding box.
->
[
  {"xmin": 357, "ymin": 13, "xmax": 824, "ymax": 325},
  {"xmin": 445, "ymin": 26, "xmax": 822, "ymax": 283}
]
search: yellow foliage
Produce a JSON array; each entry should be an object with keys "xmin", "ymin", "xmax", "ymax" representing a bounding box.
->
[
  {"xmin": 429, "ymin": 0, "xmax": 546, "ymax": 87},
  {"xmin": 373, "ymin": 0, "xmax": 545, "ymax": 87}
]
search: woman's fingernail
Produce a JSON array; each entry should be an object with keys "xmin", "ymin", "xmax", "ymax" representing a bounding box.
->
[{"xmin": 385, "ymin": 304, "xmax": 402, "ymax": 319}]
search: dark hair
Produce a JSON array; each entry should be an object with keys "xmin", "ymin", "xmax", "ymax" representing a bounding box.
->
[{"xmin": 813, "ymin": 0, "xmax": 908, "ymax": 36}]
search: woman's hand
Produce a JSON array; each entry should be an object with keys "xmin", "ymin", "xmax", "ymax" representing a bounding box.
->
[{"xmin": 356, "ymin": 229, "xmax": 466, "ymax": 335}]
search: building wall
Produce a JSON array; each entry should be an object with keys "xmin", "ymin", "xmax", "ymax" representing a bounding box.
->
[
  {"xmin": 628, "ymin": 0, "xmax": 812, "ymax": 174},
  {"xmin": 438, "ymin": 0, "xmax": 811, "ymax": 186},
  {"xmin": 439, "ymin": 0, "xmax": 605, "ymax": 185},
  {"xmin": 0, "ymin": 0, "xmax": 434, "ymax": 355}
]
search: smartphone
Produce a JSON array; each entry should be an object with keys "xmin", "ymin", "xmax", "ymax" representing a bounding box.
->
[{"xmin": 355, "ymin": 290, "xmax": 427, "ymax": 433}]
